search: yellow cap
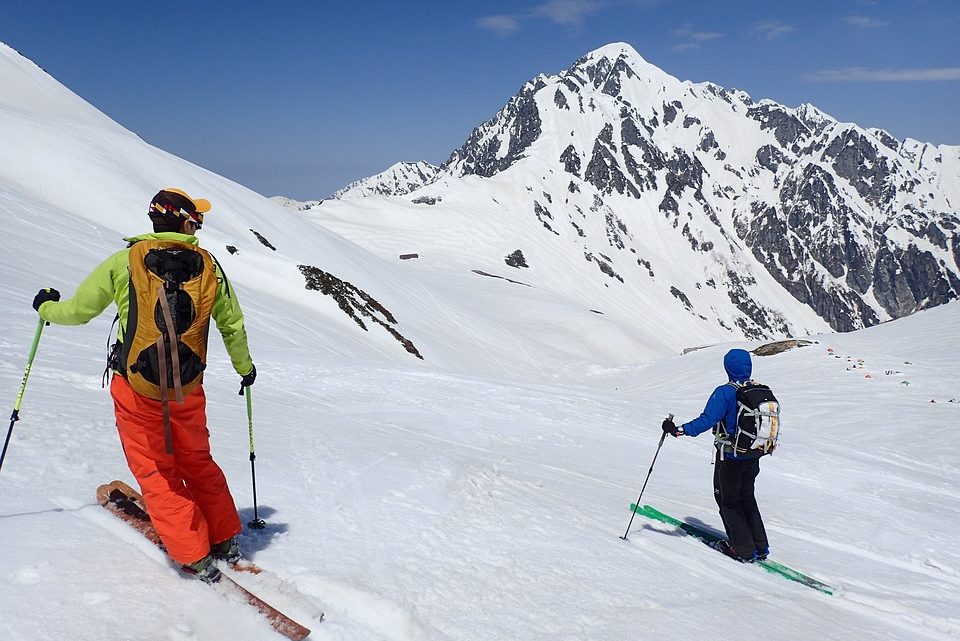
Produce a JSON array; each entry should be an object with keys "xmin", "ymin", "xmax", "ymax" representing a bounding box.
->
[{"xmin": 162, "ymin": 187, "xmax": 211, "ymax": 213}]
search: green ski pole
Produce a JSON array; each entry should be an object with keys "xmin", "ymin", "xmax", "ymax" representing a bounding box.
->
[
  {"xmin": 1, "ymin": 318, "xmax": 46, "ymax": 473},
  {"xmin": 245, "ymin": 387, "xmax": 266, "ymax": 529}
]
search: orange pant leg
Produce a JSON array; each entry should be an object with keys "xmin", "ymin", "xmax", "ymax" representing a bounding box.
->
[
  {"xmin": 168, "ymin": 385, "xmax": 242, "ymax": 546},
  {"xmin": 110, "ymin": 376, "xmax": 239, "ymax": 563}
]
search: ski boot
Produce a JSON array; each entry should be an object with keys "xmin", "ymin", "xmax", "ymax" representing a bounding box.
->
[
  {"xmin": 710, "ymin": 539, "xmax": 755, "ymax": 563},
  {"xmin": 211, "ymin": 536, "xmax": 242, "ymax": 564},
  {"xmin": 182, "ymin": 554, "xmax": 222, "ymax": 583}
]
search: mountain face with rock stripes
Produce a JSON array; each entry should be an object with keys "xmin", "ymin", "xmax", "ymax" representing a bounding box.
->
[{"xmin": 311, "ymin": 43, "xmax": 960, "ymax": 339}]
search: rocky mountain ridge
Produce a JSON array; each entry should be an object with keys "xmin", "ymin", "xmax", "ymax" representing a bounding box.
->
[
  {"xmin": 314, "ymin": 43, "xmax": 959, "ymax": 335},
  {"xmin": 331, "ymin": 161, "xmax": 439, "ymax": 200}
]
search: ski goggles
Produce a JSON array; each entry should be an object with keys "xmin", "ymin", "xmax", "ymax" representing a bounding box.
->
[
  {"xmin": 149, "ymin": 201, "xmax": 204, "ymax": 228},
  {"xmin": 149, "ymin": 188, "xmax": 211, "ymax": 228}
]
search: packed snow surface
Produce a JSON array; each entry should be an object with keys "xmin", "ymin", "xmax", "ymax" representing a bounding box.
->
[{"xmin": 1, "ymin": 40, "xmax": 959, "ymax": 641}]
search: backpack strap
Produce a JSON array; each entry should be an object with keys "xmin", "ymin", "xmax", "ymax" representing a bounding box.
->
[
  {"xmin": 208, "ymin": 251, "xmax": 233, "ymax": 299},
  {"xmin": 155, "ymin": 288, "xmax": 184, "ymax": 404},
  {"xmin": 156, "ymin": 338, "xmax": 174, "ymax": 455},
  {"xmin": 715, "ymin": 381, "xmax": 747, "ymax": 457}
]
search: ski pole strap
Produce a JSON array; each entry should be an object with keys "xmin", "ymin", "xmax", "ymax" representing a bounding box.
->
[{"xmin": 12, "ymin": 317, "xmax": 46, "ymax": 418}]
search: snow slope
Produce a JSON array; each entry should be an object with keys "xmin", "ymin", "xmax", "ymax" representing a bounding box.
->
[{"xmin": 1, "ymin": 41, "xmax": 959, "ymax": 641}]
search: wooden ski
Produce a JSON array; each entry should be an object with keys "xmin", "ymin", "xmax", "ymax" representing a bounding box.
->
[{"xmin": 97, "ymin": 480, "xmax": 314, "ymax": 639}]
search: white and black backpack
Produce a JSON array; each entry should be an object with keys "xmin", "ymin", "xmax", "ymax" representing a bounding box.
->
[{"xmin": 715, "ymin": 381, "xmax": 781, "ymax": 458}]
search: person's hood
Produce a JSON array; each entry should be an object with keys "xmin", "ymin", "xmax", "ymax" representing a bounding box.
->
[{"xmin": 724, "ymin": 349, "xmax": 752, "ymax": 382}]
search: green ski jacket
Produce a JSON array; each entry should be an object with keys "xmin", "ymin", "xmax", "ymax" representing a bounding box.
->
[{"xmin": 38, "ymin": 232, "xmax": 254, "ymax": 377}]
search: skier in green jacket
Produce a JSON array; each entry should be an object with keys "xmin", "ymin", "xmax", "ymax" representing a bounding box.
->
[{"xmin": 33, "ymin": 188, "xmax": 256, "ymax": 583}]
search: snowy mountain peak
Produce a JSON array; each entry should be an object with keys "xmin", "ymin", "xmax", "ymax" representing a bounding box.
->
[
  {"xmin": 324, "ymin": 43, "xmax": 960, "ymax": 338},
  {"xmin": 330, "ymin": 161, "xmax": 440, "ymax": 200},
  {"xmin": 573, "ymin": 41, "xmax": 665, "ymax": 82}
]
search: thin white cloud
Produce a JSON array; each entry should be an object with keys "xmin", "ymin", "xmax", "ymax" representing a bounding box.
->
[
  {"xmin": 671, "ymin": 22, "xmax": 722, "ymax": 52},
  {"xmin": 805, "ymin": 67, "xmax": 960, "ymax": 82},
  {"xmin": 754, "ymin": 20, "xmax": 794, "ymax": 40},
  {"xmin": 478, "ymin": 0, "xmax": 643, "ymax": 36},
  {"xmin": 673, "ymin": 23, "xmax": 722, "ymax": 42},
  {"xmin": 845, "ymin": 15, "xmax": 889, "ymax": 28},
  {"xmin": 533, "ymin": 0, "xmax": 604, "ymax": 26},
  {"xmin": 477, "ymin": 14, "xmax": 522, "ymax": 36}
]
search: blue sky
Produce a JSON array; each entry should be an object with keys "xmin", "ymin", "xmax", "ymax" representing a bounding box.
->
[{"xmin": 2, "ymin": 1, "xmax": 958, "ymax": 199}]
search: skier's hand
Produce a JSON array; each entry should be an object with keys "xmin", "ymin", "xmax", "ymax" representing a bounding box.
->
[
  {"xmin": 662, "ymin": 417, "xmax": 683, "ymax": 437},
  {"xmin": 32, "ymin": 287, "xmax": 60, "ymax": 312},
  {"xmin": 238, "ymin": 363, "xmax": 256, "ymax": 395}
]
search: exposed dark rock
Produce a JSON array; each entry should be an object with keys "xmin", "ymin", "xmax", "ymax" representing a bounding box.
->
[
  {"xmin": 585, "ymin": 137, "xmax": 640, "ymax": 198},
  {"xmin": 584, "ymin": 251, "xmax": 623, "ymax": 282},
  {"xmin": 756, "ymin": 145, "xmax": 785, "ymax": 173},
  {"xmin": 683, "ymin": 115, "xmax": 701, "ymax": 128},
  {"xmin": 600, "ymin": 56, "xmax": 637, "ymax": 97},
  {"xmin": 725, "ymin": 269, "xmax": 791, "ymax": 338},
  {"xmin": 554, "ymin": 88, "xmax": 569, "ymax": 110},
  {"xmin": 250, "ymin": 229, "xmax": 276, "ymax": 251},
  {"xmin": 662, "ymin": 100, "xmax": 681, "ymax": 126},
  {"xmin": 873, "ymin": 129, "xmax": 900, "ymax": 152},
  {"xmin": 873, "ymin": 244, "xmax": 958, "ymax": 316},
  {"xmin": 699, "ymin": 130, "xmax": 718, "ymax": 153},
  {"xmin": 823, "ymin": 130, "xmax": 895, "ymax": 207},
  {"xmin": 298, "ymin": 265, "xmax": 422, "ymax": 359},
  {"xmin": 226, "ymin": 245, "xmax": 238, "ymax": 255},
  {"xmin": 637, "ymin": 257, "xmax": 655, "ymax": 277},
  {"xmin": 560, "ymin": 145, "xmax": 582, "ymax": 176},
  {"xmin": 670, "ymin": 286, "xmax": 693, "ymax": 310},
  {"xmin": 605, "ymin": 210, "xmax": 629, "ymax": 249},
  {"xmin": 505, "ymin": 249, "xmax": 529, "ymax": 268},
  {"xmin": 445, "ymin": 83, "xmax": 542, "ymax": 177},
  {"xmin": 534, "ymin": 201, "xmax": 559, "ymax": 235},
  {"xmin": 620, "ymin": 116, "xmax": 664, "ymax": 192},
  {"xmin": 753, "ymin": 339, "xmax": 814, "ymax": 356},
  {"xmin": 473, "ymin": 269, "xmax": 531, "ymax": 286},
  {"xmin": 747, "ymin": 104, "xmax": 810, "ymax": 147},
  {"xmin": 412, "ymin": 195, "xmax": 440, "ymax": 205}
]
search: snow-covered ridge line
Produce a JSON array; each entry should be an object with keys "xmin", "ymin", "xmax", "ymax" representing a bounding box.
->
[{"xmin": 316, "ymin": 42, "xmax": 959, "ymax": 337}]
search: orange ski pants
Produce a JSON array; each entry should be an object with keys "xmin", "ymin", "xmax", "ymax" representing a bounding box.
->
[{"xmin": 111, "ymin": 375, "xmax": 241, "ymax": 564}]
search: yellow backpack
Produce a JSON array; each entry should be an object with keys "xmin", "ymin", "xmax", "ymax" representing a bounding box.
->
[{"xmin": 120, "ymin": 239, "xmax": 217, "ymax": 403}]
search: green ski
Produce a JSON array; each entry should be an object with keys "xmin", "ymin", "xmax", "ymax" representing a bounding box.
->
[{"xmin": 629, "ymin": 504, "xmax": 834, "ymax": 595}]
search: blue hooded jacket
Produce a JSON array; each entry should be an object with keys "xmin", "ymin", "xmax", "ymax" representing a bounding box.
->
[{"xmin": 681, "ymin": 349, "xmax": 752, "ymax": 441}]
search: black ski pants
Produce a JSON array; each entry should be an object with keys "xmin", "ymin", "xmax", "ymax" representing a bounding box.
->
[{"xmin": 713, "ymin": 450, "xmax": 768, "ymax": 559}]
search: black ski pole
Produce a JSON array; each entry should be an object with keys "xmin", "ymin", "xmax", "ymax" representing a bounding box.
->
[
  {"xmin": 2, "ymin": 318, "xmax": 46, "ymax": 474},
  {"xmin": 245, "ymin": 387, "xmax": 266, "ymax": 529},
  {"xmin": 620, "ymin": 413, "xmax": 672, "ymax": 541}
]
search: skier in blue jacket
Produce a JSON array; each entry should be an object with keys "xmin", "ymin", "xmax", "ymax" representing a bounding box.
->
[{"xmin": 661, "ymin": 348, "xmax": 769, "ymax": 562}]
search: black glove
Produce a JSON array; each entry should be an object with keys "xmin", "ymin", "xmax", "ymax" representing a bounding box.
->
[
  {"xmin": 238, "ymin": 364, "xmax": 256, "ymax": 395},
  {"xmin": 33, "ymin": 288, "xmax": 61, "ymax": 312},
  {"xmin": 662, "ymin": 417, "xmax": 683, "ymax": 437}
]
